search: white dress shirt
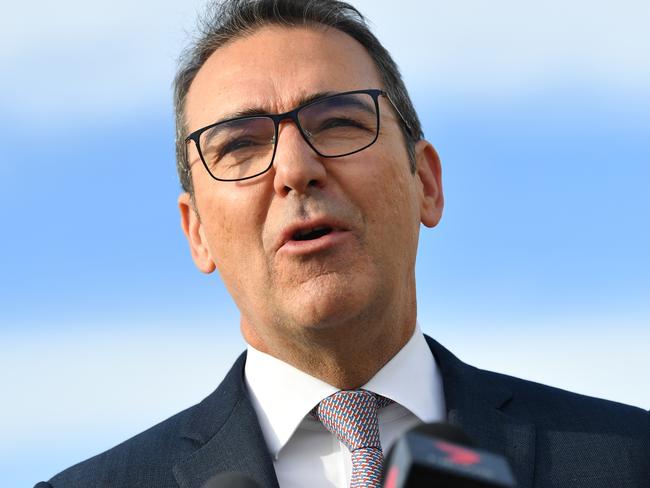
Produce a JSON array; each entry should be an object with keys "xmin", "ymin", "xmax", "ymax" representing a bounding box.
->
[{"xmin": 244, "ymin": 325, "xmax": 446, "ymax": 488}]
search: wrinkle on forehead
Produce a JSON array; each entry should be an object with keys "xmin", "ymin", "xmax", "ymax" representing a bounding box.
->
[
  {"xmin": 211, "ymin": 90, "xmax": 339, "ymax": 125},
  {"xmin": 184, "ymin": 24, "xmax": 383, "ymax": 132}
]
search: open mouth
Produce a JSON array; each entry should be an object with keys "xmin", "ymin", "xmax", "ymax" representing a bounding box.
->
[{"xmin": 292, "ymin": 226, "xmax": 333, "ymax": 241}]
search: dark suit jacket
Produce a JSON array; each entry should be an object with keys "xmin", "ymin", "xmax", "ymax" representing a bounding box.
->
[{"xmin": 36, "ymin": 336, "xmax": 649, "ymax": 488}]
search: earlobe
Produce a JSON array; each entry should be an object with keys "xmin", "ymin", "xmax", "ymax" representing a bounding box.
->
[
  {"xmin": 178, "ymin": 192, "xmax": 216, "ymax": 274},
  {"xmin": 415, "ymin": 140, "xmax": 444, "ymax": 228}
]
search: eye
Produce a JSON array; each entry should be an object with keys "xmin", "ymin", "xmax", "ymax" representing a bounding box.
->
[
  {"xmin": 218, "ymin": 137, "xmax": 269, "ymax": 160},
  {"xmin": 222, "ymin": 138, "xmax": 252, "ymax": 154},
  {"xmin": 317, "ymin": 117, "xmax": 370, "ymax": 132}
]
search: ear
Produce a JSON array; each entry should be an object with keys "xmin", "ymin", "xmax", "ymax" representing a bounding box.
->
[
  {"xmin": 178, "ymin": 192, "xmax": 216, "ymax": 274},
  {"xmin": 415, "ymin": 140, "xmax": 444, "ymax": 228}
]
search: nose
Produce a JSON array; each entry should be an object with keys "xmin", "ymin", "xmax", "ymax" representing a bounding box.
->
[{"xmin": 272, "ymin": 121, "xmax": 327, "ymax": 196}]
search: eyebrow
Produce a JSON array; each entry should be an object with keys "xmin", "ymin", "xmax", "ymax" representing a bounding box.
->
[{"xmin": 214, "ymin": 91, "xmax": 336, "ymax": 123}]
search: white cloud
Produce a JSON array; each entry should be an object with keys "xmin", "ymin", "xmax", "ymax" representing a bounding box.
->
[
  {"xmin": 2, "ymin": 0, "xmax": 204, "ymax": 126},
  {"xmin": 2, "ymin": 318, "xmax": 647, "ymax": 483},
  {"xmin": 1, "ymin": 322, "xmax": 247, "ymax": 441},
  {"xmin": 421, "ymin": 317, "xmax": 650, "ymax": 410},
  {"xmin": 2, "ymin": 0, "xmax": 649, "ymax": 126},
  {"xmin": 3, "ymin": 318, "xmax": 647, "ymax": 444},
  {"xmin": 359, "ymin": 0, "xmax": 650, "ymax": 94}
]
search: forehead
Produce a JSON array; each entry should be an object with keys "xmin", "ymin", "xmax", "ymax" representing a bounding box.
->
[{"xmin": 185, "ymin": 25, "xmax": 383, "ymax": 131}]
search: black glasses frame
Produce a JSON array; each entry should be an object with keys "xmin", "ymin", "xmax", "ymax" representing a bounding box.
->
[{"xmin": 185, "ymin": 88, "xmax": 412, "ymax": 182}]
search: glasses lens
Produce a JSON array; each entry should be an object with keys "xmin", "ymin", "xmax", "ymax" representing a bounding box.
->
[
  {"xmin": 298, "ymin": 92, "xmax": 379, "ymax": 157},
  {"xmin": 198, "ymin": 117, "xmax": 275, "ymax": 180}
]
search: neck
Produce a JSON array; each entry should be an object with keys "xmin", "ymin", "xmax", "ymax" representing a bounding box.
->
[{"xmin": 242, "ymin": 301, "xmax": 416, "ymax": 389}]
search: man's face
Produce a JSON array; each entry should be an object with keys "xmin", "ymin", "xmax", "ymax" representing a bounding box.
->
[{"xmin": 180, "ymin": 25, "xmax": 442, "ymax": 350}]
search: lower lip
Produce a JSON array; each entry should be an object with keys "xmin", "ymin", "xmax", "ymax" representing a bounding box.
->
[{"xmin": 279, "ymin": 230, "xmax": 351, "ymax": 256}]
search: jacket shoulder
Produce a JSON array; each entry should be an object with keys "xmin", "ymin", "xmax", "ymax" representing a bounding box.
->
[
  {"xmin": 42, "ymin": 353, "xmax": 249, "ymax": 488},
  {"xmin": 477, "ymin": 366, "xmax": 648, "ymax": 434},
  {"xmin": 426, "ymin": 336, "xmax": 649, "ymax": 486},
  {"xmin": 47, "ymin": 404, "xmax": 197, "ymax": 488},
  {"xmin": 479, "ymin": 368, "xmax": 649, "ymax": 486}
]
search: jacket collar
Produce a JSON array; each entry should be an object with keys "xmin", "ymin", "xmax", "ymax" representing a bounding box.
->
[
  {"xmin": 425, "ymin": 335, "xmax": 536, "ymax": 488},
  {"xmin": 172, "ymin": 337, "xmax": 535, "ymax": 488},
  {"xmin": 173, "ymin": 352, "xmax": 280, "ymax": 488}
]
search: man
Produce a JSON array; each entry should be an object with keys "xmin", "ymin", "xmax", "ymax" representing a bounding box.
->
[{"xmin": 36, "ymin": 1, "xmax": 648, "ymax": 487}]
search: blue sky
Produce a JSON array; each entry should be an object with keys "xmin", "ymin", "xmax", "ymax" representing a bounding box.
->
[{"xmin": 1, "ymin": 1, "xmax": 649, "ymax": 485}]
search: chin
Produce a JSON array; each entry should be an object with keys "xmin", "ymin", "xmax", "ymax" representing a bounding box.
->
[{"xmin": 281, "ymin": 271, "xmax": 380, "ymax": 331}]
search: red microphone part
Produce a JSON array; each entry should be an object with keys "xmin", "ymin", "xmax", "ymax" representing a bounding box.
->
[
  {"xmin": 435, "ymin": 440, "xmax": 482, "ymax": 465},
  {"xmin": 382, "ymin": 423, "xmax": 516, "ymax": 488},
  {"xmin": 384, "ymin": 465, "xmax": 400, "ymax": 488}
]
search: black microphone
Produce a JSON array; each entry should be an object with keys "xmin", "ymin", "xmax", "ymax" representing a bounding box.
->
[
  {"xmin": 200, "ymin": 472, "xmax": 262, "ymax": 488},
  {"xmin": 382, "ymin": 423, "xmax": 517, "ymax": 488}
]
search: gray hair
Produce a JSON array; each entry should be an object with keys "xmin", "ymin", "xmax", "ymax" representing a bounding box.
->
[{"xmin": 173, "ymin": 0, "xmax": 423, "ymax": 195}]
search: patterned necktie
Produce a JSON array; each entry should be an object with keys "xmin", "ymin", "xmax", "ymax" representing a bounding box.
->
[{"xmin": 315, "ymin": 389, "xmax": 392, "ymax": 488}]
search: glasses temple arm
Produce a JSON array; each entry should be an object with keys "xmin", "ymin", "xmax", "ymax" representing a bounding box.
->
[{"xmin": 384, "ymin": 93, "xmax": 417, "ymax": 140}]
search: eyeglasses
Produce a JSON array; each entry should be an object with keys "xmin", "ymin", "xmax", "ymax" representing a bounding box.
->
[{"xmin": 185, "ymin": 89, "xmax": 410, "ymax": 182}]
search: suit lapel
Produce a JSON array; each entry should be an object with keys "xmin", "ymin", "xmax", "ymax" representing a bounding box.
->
[
  {"xmin": 171, "ymin": 337, "xmax": 535, "ymax": 488},
  {"xmin": 425, "ymin": 336, "xmax": 536, "ymax": 488},
  {"xmin": 173, "ymin": 353, "xmax": 280, "ymax": 488}
]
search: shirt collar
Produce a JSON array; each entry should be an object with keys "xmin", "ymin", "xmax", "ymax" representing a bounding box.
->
[
  {"xmin": 244, "ymin": 323, "xmax": 442, "ymax": 457},
  {"xmin": 362, "ymin": 324, "xmax": 443, "ymax": 424},
  {"xmin": 245, "ymin": 343, "xmax": 338, "ymax": 457}
]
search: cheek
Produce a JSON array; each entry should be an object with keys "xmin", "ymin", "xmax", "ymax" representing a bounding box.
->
[
  {"xmin": 359, "ymin": 158, "xmax": 420, "ymax": 250},
  {"xmin": 200, "ymin": 194, "xmax": 272, "ymax": 306},
  {"xmin": 197, "ymin": 183, "xmax": 268, "ymax": 263}
]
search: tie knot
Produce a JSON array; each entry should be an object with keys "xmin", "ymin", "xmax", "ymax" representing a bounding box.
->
[{"xmin": 315, "ymin": 389, "xmax": 391, "ymax": 452}]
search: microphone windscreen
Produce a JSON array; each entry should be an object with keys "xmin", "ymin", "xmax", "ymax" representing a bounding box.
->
[
  {"xmin": 383, "ymin": 422, "xmax": 476, "ymax": 484},
  {"xmin": 408, "ymin": 422, "xmax": 476, "ymax": 447},
  {"xmin": 383, "ymin": 422, "xmax": 516, "ymax": 488},
  {"xmin": 200, "ymin": 472, "xmax": 261, "ymax": 488}
]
